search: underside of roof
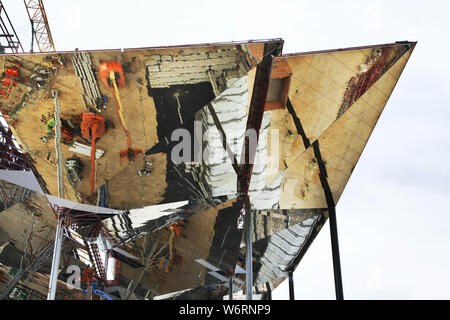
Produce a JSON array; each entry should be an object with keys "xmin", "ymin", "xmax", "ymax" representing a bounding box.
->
[{"xmin": 0, "ymin": 39, "xmax": 415, "ymax": 300}]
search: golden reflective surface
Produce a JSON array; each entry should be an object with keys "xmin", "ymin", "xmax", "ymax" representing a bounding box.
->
[{"xmin": 0, "ymin": 40, "xmax": 415, "ymax": 299}]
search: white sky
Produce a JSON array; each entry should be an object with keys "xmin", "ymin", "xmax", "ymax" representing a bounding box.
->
[{"xmin": 3, "ymin": 0, "xmax": 450, "ymax": 300}]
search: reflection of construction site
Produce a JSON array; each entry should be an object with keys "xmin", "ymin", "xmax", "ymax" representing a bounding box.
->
[{"xmin": 0, "ymin": 0, "xmax": 415, "ymax": 302}]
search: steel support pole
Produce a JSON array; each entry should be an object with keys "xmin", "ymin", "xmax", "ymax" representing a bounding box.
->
[
  {"xmin": 229, "ymin": 275, "xmax": 233, "ymax": 300},
  {"xmin": 245, "ymin": 208, "xmax": 253, "ymax": 300},
  {"xmin": 312, "ymin": 140, "xmax": 344, "ymax": 300},
  {"xmin": 47, "ymin": 209, "xmax": 63, "ymax": 300},
  {"xmin": 288, "ymin": 271, "xmax": 295, "ymax": 300},
  {"xmin": 236, "ymin": 42, "xmax": 281, "ymax": 301},
  {"xmin": 265, "ymin": 282, "xmax": 272, "ymax": 300},
  {"xmin": 328, "ymin": 206, "xmax": 344, "ymax": 300}
]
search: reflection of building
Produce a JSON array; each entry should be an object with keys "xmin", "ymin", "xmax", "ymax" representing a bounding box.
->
[
  {"xmin": 248, "ymin": 209, "xmax": 327, "ymax": 285},
  {"xmin": 0, "ymin": 39, "xmax": 415, "ymax": 300}
]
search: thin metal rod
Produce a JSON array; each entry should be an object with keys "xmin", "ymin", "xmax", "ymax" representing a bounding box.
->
[
  {"xmin": 312, "ymin": 140, "xmax": 344, "ymax": 300},
  {"xmin": 124, "ymin": 238, "xmax": 159, "ymax": 300},
  {"xmin": 265, "ymin": 282, "xmax": 272, "ymax": 300},
  {"xmin": 245, "ymin": 207, "xmax": 253, "ymax": 300},
  {"xmin": 288, "ymin": 271, "xmax": 295, "ymax": 300},
  {"xmin": 47, "ymin": 210, "xmax": 63, "ymax": 300},
  {"xmin": 229, "ymin": 275, "xmax": 233, "ymax": 300},
  {"xmin": 329, "ymin": 206, "xmax": 344, "ymax": 300}
]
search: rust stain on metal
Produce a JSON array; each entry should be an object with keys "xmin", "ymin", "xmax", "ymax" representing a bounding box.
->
[{"xmin": 337, "ymin": 44, "xmax": 411, "ymax": 118}]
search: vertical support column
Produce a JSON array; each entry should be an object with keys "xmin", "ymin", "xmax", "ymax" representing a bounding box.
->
[
  {"xmin": 288, "ymin": 271, "xmax": 295, "ymax": 300},
  {"xmin": 312, "ymin": 140, "xmax": 344, "ymax": 300},
  {"xmin": 47, "ymin": 208, "xmax": 64, "ymax": 300},
  {"xmin": 236, "ymin": 40, "xmax": 283, "ymax": 302},
  {"xmin": 228, "ymin": 275, "xmax": 233, "ymax": 301},
  {"xmin": 245, "ymin": 205, "xmax": 253, "ymax": 301},
  {"xmin": 265, "ymin": 282, "xmax": 272, "ymax": 300},
  {"xmin": 237, "ymin": 48, "xmax": 275, "ymax": 195},
  {"xmin": 328, "ymin": 205, "xmax": 344, "ymax": 300}
]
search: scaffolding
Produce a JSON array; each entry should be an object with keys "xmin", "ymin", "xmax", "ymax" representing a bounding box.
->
[
  {"xmin": 0, "ymin": 114, "xmax": 30, "ymax": 171},
  {"xmin": 0, "ymin": 1, "xmax": 24, "ymax": 53},
  {"xmin": 0, "ymin": 180, "xmax": 32, "ymax": 211}
]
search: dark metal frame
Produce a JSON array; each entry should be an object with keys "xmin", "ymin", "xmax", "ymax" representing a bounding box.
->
[
  {"xmin": 312, "ymin": 140, "xmax": 344, "ymax": 300},
  {"xmin": 0, "ymin": 116, "xmax": 30, "ymax": 170},
  {"xmin": 0, "ymin": 1, "xmax": 24, "ymax": 53},
  {"xmin": 288, "ymin": 271, "xmax": 295, "ymax": 300},
  {"xmin": 239, "ymin": 42, "xmax": 283, "ymax": 300},
  {"xmin": 286, "ymin": 95, "xmax": 345, "ymax": 300}
]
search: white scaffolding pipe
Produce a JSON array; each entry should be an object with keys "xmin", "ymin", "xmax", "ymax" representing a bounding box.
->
[
  {"xmin": 47, "ymin": 209, "xmax": 63, "ymax": 300},
  {"xmin": 47, "ymin": 90, "xmax": 65, "ymax": 300}
]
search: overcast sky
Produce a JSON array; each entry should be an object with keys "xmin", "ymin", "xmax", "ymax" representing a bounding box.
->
[{"xmin": 3, "ymin": 0, "xmax": 450, "ymax": 300}]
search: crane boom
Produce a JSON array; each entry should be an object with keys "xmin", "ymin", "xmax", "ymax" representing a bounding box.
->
[{"xmin": 23, "ymin": 0, "xmax": 55, "ymax": 52}]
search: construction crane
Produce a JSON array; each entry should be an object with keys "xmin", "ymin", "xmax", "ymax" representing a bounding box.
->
[
  {"xmin": 23, "ymin": 0, "xmax": 55, "ymax": 52},
  {"xmin": 80, "ymin": 111, "xmax": 106, "ymax": 194},
  {"xmin": 99, "ymin": 61, "xmax": 143, "ymax": 163},
  {"xmin": 0, "ymin": 1, "xmax": 24, "ymax": 53}
]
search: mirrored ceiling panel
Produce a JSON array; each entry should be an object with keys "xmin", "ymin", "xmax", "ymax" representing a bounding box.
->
[
  {"xmin": 0, "ymin": 39, "xmax": 416, "ymax": 300},
  {"xmin": 0, "ymin": 40, "xmax": 282, "ymax": 209},
  {"xmin": 247, "ymin": 42, "xmax": 415, "ymax": 210}
]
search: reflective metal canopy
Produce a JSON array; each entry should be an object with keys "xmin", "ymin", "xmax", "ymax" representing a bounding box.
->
[{"xmin": 0, "ymin": 39, "xmax": 415, "ymax": 299}]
